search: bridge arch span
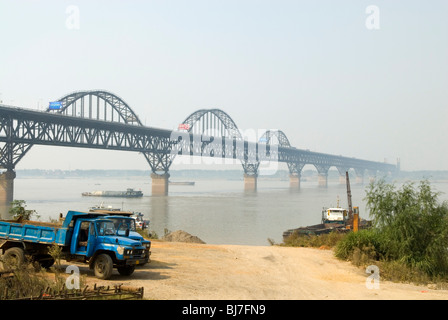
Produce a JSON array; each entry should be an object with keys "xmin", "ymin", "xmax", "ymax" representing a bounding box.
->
[
  {"xmin": 259, "ymin": 130, "xmax": 301, "ymax": 176},
  {"xmin": 181, "ymin": 109, "xmax": 242, "ymax": 140},
  {"xmin": 48, "ymin": 90, "xmax": 143, "ymax": 126},
  {"xmin": 259, "ymin": 130, "xmax": 291, "ymax": 147},
  {"xmin": 178, "ymin": 108, "xmax": 263, "ymax": 177},
  {"xmin": 46, "ymin": 90, "xmax": 173, "ymax": 175}
]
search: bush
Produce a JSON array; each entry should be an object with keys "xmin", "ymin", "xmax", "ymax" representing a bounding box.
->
[{"xmin": 334, "ymin": 229, "xmax": 383, "ymax": 262}]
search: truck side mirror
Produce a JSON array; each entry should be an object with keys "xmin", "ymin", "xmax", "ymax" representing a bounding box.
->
[{"xmin": 125, "ymin": 229, "xmax": 130, "ymax": 237}]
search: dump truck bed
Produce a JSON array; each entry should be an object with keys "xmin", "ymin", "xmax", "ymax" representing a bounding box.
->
[{"xmin": 0, "ymin": 219, "xmax": 67, "ymax": 246}]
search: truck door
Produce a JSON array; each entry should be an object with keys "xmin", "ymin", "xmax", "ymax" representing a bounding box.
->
[
  {"xmin": 74, "ymin": 221, "xmax": 90, "ymax": 254},
  {"xmin": 71, "ymin": 220, "xmax": 96, "ymax": 256},
  {"xmin": 86, "ymin": 222, "xmax": 96, "ymax": 257}
]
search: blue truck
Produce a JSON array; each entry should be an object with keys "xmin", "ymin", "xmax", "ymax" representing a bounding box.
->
[
  {"xmin": 87, "ymin": 206, "xmax": 151, "ymax": 265},
  {"xmin": 0, "ymin": 210, "xmax": 148, "ymax": 279}
]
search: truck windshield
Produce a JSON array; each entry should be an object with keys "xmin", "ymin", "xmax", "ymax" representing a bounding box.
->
[
  {"xmin": 111, "ymin": 218, "xmax": 136, "ymax": 235},
  {"xmin": 96, "ymin": 221, "xmax": 117, "ymax": 236}
]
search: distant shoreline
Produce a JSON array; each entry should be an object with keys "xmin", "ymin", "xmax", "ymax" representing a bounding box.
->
[{"xmin": 12, "ymin": 168, "xmax": 448, "ymax": 182}]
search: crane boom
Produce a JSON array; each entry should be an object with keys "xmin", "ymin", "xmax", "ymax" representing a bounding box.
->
[
  {"xmin": 346, "ymin": 171, "xmax": 360, "ymax": 232},
  {"xmin": 346, "ymin": 171, "xmax": 353, "ymax": 221}
]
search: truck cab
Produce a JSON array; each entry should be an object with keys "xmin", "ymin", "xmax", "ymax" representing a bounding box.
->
[
  {"xmin": 65, "ymin": 214, "xmax": 148, "ymax": 278},
  {"xmin": 86, "ymin": 207, "xmax": 151, "ymax": 264},
  {"xmin": 103, "ymin": 215, "xmax": 151, "ymax": 265}
]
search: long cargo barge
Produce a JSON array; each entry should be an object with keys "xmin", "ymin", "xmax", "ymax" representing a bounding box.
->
[
  {"xmin": 82, "ymin": 188, "xmax": 143, "ymax": 198},
  {"xmin": 169, "ymin": 181, "xmax": 195, "ymax": 186}
]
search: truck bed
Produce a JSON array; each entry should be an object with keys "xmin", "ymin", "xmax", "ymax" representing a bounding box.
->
[{"xmin": 0, "ymin": 219, "xmax": 66, "ymax": 245}]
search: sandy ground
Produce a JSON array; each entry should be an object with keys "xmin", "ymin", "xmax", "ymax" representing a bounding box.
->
[{"xmin": 69, "ymin": 240, "xmax": 448, "ymax": 300}]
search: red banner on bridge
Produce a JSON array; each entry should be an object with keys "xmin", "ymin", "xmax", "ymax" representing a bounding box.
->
[{"xmin": 178, "ymin": 123, "xmax": 190, "ymax": 131}]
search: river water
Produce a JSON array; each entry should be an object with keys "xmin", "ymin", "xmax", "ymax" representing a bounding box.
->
[{"xmin": 11, "ymin": 176, "xmax": 448, "ymax": 246}]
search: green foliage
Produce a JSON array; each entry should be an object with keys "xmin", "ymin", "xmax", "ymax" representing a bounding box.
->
[
  {"xmin": 48, "ymin": 243, "xmax": 63, "ymax": 268},
  {"xmin": 283, "ymin": 231, "xmax": 345, "ymax": 248},
  {"xmin": 334, "ymin": 229, "xmax": 384, "ymax": 262},
  {"xmin": 364, "ymin": 179, "xmax": 448, "ymax": 277},
  {"xmin": 9, "ymin": 200, "xmax": 39, "ymax": 220}
]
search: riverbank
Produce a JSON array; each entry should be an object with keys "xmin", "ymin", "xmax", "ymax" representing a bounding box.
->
[{"xmin": 78, "ymin": 240, "xmax": 448, "ymax": 300}]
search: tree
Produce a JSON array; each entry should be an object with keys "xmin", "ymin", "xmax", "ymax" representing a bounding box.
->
[
  {"xmin": 364, "ymin": 179, "xmax": 448, "ymax": 276},
  {"xmin": 9, "ymin": 200, "xmax": 39, "ymax": 221}
]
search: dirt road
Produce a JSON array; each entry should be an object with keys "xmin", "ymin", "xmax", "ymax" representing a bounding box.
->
[{"xmin": 79, "ymin": 240, "xmax": 448, "ymax": 300}]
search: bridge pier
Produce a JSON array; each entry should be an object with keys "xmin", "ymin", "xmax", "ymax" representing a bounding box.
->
[
  {"xmin": 289, "ymin": 174, "xmax": 301, "ymax": 189},
  {"xmin": 356, "ymin": 175, "xmax": 364, "ymax": 184},
  {"xmin": 367, "ymin": 169, "xmax": 378, "ymax": 184},
  {"xmin": 244, "ymin": 174, "xmax": 257, "ymax": 192},
  {"xmin": 0, "ymin": 170, "xmax": 15, "ymax": 217},
  {"xmin": 151, "ymin": 173, "xmax": 170, "ymax": 196},
  {"xmin": 336, "ymin": 167, "xmax": 350, "ymax": 185},
  {"xmin": 315, "ymin": 165, "xmax": 329, "ymax": 188},
  {"xmin": 353, "ymin": 168, "xmax": 365, "ymax": 184},
  {"xmin": 317, "ymin": 173, "xmax": 328, "ymax": 187}
]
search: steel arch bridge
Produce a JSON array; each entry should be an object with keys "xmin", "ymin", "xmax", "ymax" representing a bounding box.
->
[{"xmin": 0, "ymin": 89, "xmax": 397, "ymax": 200}]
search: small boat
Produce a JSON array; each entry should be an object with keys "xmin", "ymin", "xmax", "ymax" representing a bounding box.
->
[
  {"xmin": 82, "ymin": 188, "xmax": 143, "ymax": 198},
  {"xmin": 89, "ymin": 204, "xmax": 150, "ymax": 229}
]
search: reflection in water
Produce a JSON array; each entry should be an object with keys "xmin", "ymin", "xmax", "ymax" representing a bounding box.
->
[
  {"xmin": 0, "ymin": 204, "xmax": 10, "ymax": 219},
  {"xmin": 148, "ymin": 195, "xmax": 170, "ymax": 236}
]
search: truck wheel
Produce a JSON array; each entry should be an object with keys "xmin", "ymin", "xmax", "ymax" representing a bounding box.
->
[
  {"xmin": 34, "ymin": 254, "xmax": 55, "ymax": 269},
  {"xmin": 93, "ymin": 253, "xmax": 113, "ymax": 280},
  {"xmin": 117, "ymin": 265, "xmax": 135, "ymax": 276},
  {"xmin": 2, "ymin": 247, "xmax": 25, "ymax": 270}
]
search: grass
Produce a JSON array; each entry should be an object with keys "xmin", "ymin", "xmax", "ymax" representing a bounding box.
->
[
  {"xmin": 0, "ymin": 258, "xmax": 146, "ymax": 300},
  {"xmin": 0, "ymin": 261, "xmax": 65, "ymax": 300}
]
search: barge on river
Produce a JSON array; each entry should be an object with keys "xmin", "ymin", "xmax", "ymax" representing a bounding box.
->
[
  {"xmin": 282, "ymin": 206, "xmax": 351, "ymax": 239},
  {"xmin": 168, "ymin": 181, "xmax": 195, "ymax": 186},
  {"xmin": 82, "ymin": 188, "xmax": 143, "ymax": 198}
]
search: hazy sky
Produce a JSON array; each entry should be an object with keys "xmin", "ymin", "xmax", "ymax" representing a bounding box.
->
[{"xmin": 0, "ymin": 0, "xmax": 447, "ymax": 172}]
